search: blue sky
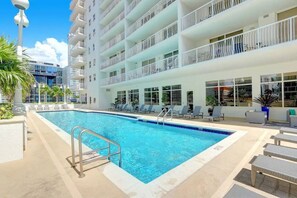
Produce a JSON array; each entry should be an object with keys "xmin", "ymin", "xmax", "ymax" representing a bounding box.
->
[{"xmin": 0, "ymin": 0, "xmax": 71, "ymax": 48}]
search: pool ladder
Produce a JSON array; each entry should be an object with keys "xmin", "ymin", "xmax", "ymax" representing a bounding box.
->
[
  {"xmin": 70, "ymin": 126, "xmax": 122, "ymax": 178},
  {"xmin": 157, "ymin": 108, "xmax": 173, "ymax": 125}
]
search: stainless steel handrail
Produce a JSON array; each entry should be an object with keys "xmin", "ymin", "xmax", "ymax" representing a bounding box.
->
[
  {"xmin": 163, "ymin": 108, "xmax": 173, "ymax": 124},
  {"xmin": 157, "ymin": 108, "xmax": 166, "ymax": 124},
  {"xmin": 70, "ymin": 126, "xmax": 122, "ymax": 178}
]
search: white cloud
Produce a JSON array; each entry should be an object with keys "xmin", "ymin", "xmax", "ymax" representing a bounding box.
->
[{"xmin": 25, "ymin": 38, "xmax": 68, "ymax": 67}]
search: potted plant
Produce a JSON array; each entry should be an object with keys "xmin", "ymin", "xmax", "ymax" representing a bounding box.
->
[
  {"xmin": 253, "ymin": 89, "xmax": 278, "ymax": 120},
  {"xmin": 206, "ymin": 95, "xmax": 218, "ymax": 116}
]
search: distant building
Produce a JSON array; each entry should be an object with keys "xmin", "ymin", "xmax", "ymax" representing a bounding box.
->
[{"xmin": 26, "ymin": 60, "xmax": 63, "ymax": 103}]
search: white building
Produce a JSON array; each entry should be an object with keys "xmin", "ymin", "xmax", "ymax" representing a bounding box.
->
[{"xmin": 69, "ymin": 0, "xmax": 297, "ymax": 121}]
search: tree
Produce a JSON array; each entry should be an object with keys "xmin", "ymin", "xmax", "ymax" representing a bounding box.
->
[
  {"xmin": 0, "ymin": 36, "xmax": 34, "ymax": 102},
  {"xmin": 40, "ymin": 85, "xmax": 52, "ymax": 103},
  {"xmin": 65, "ymin": 88, "xmax": 72, "ymax": 103},
  {"xmin": 51, "ymin": 85, "xmax": 63, "ymax": 103}
]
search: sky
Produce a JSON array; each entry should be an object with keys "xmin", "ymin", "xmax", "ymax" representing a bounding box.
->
[{"xmin": 0, "ymin": 0, "xmax": 71, "ymax": 67}]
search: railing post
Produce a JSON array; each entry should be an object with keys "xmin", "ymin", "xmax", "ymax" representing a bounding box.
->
[
  {"xmin": 232, "ymin": 37, "xmax": 235, "ymax": 55},
  {"xmin": 211, "ymin": 1, "xmax": 214, "ymax": 16},
  {"xmin": 196, "ymin": 49, "xmax": 199, "ymax": 63},
  {"xmin": 290, "ymin": 18, "xmax": 293, "ymax": 41},
  {"xmin": 78, "ymin": 131, "xmax": 85, "ymax": 178}
]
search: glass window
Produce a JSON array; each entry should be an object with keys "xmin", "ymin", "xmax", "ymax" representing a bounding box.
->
[
  {"xmin": 128, "ymin": 89, "xmax": 139, "ymax": 104},
  {"xmin": 261, "ymin": 73, "xmax": 282, "ymax": 83},
  {"xmin": 93, "ymin": 74, "xmax": 96, "ymax": 81},
  {"xmin": 89, "ymin": 61, "xmax": 91, "ymax": 68},
  {"xmin": 89, "ymin": 75, "xmax": 91, "ymax": 82},
  {"xmin": 162, "ymin": 85, "xmax": 181, "ymax": 105},
  {"xmin": 284, "ymin": 72, "xmax": 297, "ymax": 107},
  {"xmin": 144, "ymin": 87, "xmax": 159, "ymax": 105},
  {"xmin": 93, "ymin": 14, "xmax": 95, "ymax": 21},
  {"xmin": 260, "ymin": 74, "xmax": 282, "ymax": 107},
  {"xmin": 235, "ymin": 77, "xmax": 252, "ymax": 107},
  {"xmin": 117, "ymin": 91, "xmax": 126, "ymax": 104}
]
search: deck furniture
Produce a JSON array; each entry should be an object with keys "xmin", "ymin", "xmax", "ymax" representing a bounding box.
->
[
  {"xmin": 264, "ymin": 144, "xmax": 297, "ymax": 162},
  {"xmin": 145, "ymin": 105, "xmax": 154, "ymax": 113},
  {"xmin": 287, "ymin": 109, "xmax": 297, "ymax": 127},
  {"xmin": 224, "ymin": 184, "xmax": 265, "ymax": 198},
  {"xmin": 273, "ymin": 133, "xmax": 297, "ymax": 146},
  {"xmin": 251, "ymin": 155, "xmax": 297, "ymax": 187},
  {"xmin": 43, "ymin": 104, "xmax": 50, "ymax": 111},
  {"xmin": 28, "ymin": 104, "xmax": 36, "ymax": 111},
  {"xmin": 184, "ymin": 106, "xmax": 203, "ymax": 119},
  {"xmin": 280, "ymin": 127, "xmax": 297, "ymax": 135},
  {"xmin": 246, "ymin": 111, "xmax": 266, "ymax": 124},
  {"xmin": 204, "ymin": 106, "xmax": 223, "ymax": 122},
  {"xmin": 54, "ymin": 104, "xmax": 60, "ymax": 110},
  {"xmin": 175, "ymin": 105, "xmax": 188, "ymax": 117}
]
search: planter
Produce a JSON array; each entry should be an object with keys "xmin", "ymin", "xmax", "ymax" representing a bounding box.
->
[
  {"xmin": 0, "ymin": 116, "xmax": 26, "ymax": 163},
  {"xmin": 261, "ymin": 106, "xmax": 270, "ymax": 120}
]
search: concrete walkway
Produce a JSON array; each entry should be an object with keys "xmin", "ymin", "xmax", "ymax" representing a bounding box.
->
[{"xmin": 0, "ymin": 111, "xmax": 296, "ymax": 197}]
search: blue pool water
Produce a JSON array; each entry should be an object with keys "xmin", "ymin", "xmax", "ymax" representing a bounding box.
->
[{"xmin": 39, "ymin": 111, "xmax": 230, "ymax": 183}]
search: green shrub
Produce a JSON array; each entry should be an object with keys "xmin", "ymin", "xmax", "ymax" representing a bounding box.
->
[{"xmin": 0, "ymin": 103, "xmax": 14, "ymax": 120}]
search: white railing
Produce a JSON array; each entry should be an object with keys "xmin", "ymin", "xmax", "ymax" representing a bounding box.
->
[
  {"xmin": 126, "ymin": 55, "xmax": 178, "ymax": 80},
  {"xmin": 70, "ymin": 0, "xmax": 85, "ymax": 19},
  {"xmin": 183, "ymin": 16, "xmax": 297, "ymax": 66},
  {"xmin": 127, "ymin": 0, "xmax": 176, "ymax": 36},
  {"xmin": 101, "ymin": 73, "xmax": 126, "ymax": 86},
  {"xmin": 101, "ymin": 52, "xmax": 125, "ymax": 69},
  {"xmin": 71, "ymin": 41, "xmax": 85, "ymax": 51},
  {"xmin": 182, "ymin": 0, "xmax": 246, "ymax": 30},
  {"xmin": 128, "ymin": 21, "xmax": 177, "ymax": 57},
  {"xmin": 71, "ymin": 82, "xmax": 86, "ymax": 90},
  {"xmin": 101, "ymin": 32, "xmax": 125, "ymax": 52},
  {"xmin": 71, "ymin": 56, "xmax": 85, "ymax": 65},
  {"xmin": 126, "ymin": 0, "xmax": 142, "ymax": 15},
  {"xmin": 102, "ymin": 11, "xmax": 125, "ymax": 35},
  {"xmin": 72, "ymin": 69, "xmax": 85, "ymax": 77},
  {"xmin": 100, "ymin": 0, "xmax": 121, "ymax": 19}
]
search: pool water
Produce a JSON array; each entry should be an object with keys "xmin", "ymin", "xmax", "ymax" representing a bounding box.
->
[{"xmin": 39, "ymin": 111, "xmax": 230, "ymax": 183}]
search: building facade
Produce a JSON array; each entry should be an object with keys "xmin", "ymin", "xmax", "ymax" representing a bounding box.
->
[
  {"xmin": 69, "ymin": 0, "xmax": 297, "ymax": 121},
  {"xmin": 26, "ymin": 60, "xmax": 63, "ymax": 103}
]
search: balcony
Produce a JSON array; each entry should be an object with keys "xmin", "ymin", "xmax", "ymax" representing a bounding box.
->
[
  {"xmin": 101, "ymin": 53, "xmax": 125, "ymax": 70},
  {"xmin": 182, "ymin": 0, "xmax": 246, "ymax": 31},
  {"xmin": 126, "ymin": 0, "xmax": 142, "ymax": 15},
  {"xmin": 183, "ymin": 16, "xmax": 297, "ymax": 66},
  {"xmin": 70, "ymin": 14, "xmax": 86, "ymax": 33},
  {"xmin": 100, "ymin": 0, "xmax": 121, "ymax": 20},
  {"xmin": 126, "ymin": 55, "xmax": 178, "ymax": 81},
  {"xmin": 101, "ymin": 32, "xmax": 125, "ymax": 52},
  {"xmin": 101, "ymin": 73, "xmax": 126, "ymax": 86},
  {"xmin": 69, "ymin": 27, "xmax": 86, "ymax": 45},
  {"xmin": 101, "ymin": 11, "xmax": 125, "ymax": 36},
  {"xmin": 71, "ymin": 82, "xmax": 86, "ymax": 91},
  {"xmin": 71, "ymin": 41, "xmax": 86, "ymax": 57},
  {"xmin": 127, "ymin": 0, "xmax": 176, "ymax": 36},
  {"xmin": 128, "ymin": 21, "xmax": 178, "ymax": 58},
  {"xmin": 70, "ymin": 0, "xmax": 85, "ymax": 21},
  {"xmin": 71, "ymin": 56, "xmax": 85, "ymax": 68},
  {"xmin": 72, "ymin": 69, "xmax": 85, "ymax": 80}
]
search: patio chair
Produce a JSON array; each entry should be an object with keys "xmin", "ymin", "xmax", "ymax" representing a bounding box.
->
[
  {"xmin": 175, "ymin": 105, "xmax": 188, "ymax": 117},
  {"xmin": 54, "ymin": 104, "xmax": 60, "ymax": 110},
  {"xmin": 184, "ymin": 106, "xmax": 203, "ymax": 119},
  {"xmin": 204, "ymin": 106, "xmax": 223, "ymax": 122},
  {"xmin": 264, "ymin": 144, "xmax": 297, "ymax": 162},
  {"xmin": 115, "ymin": 104, "xmax": 123, "ymax": 111},
  {"xmin": 137, "ymin": 104, "xmax": 145, "ymax": 112},
  {"xmin": 280, "ymin": 127, "xmax": 297, "ymax": 135},
  {"xmin": 251, "ymin": 155, "xmax": 297, "ymax": 187},
  {"xmin": 43, "ymin": 104, "xmax": 50, "ymax": 111},
  {"xmin": 37, "ymin": 105, "xmax": 43, "ymax": 111},
  {"xmin": 145, "ymin": 105, "xmax": 154, "ymax": 113},
  {"xmin": 273, "ymin": 133, "xmax": 297, "ymax": 146},
  {"xmin": 224, "ymin": 184, "xmax": 265, "ymax": 198},
  {"xmin": 121, "ymin": 104, "xmax": 128, "ymax": 111},
  {"xmin": 287, "ymin": 109, "xmax": 297, "ymax": 127},
  {"xmin": 28, "ymin": 104, "xmax": 36, "ymax": 111}
]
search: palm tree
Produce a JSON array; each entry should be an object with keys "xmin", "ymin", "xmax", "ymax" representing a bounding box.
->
[
  {"xmin": 51, "ymin": 85, "xmax": 63, "ymax": 103},
  {"xmin": 0, "ymin": 36, "xmax": 34, "ymax": 102},
  {"xmin": 65, "ymin": 88, "xmax": 72, "ymax": 103},
  {"xmin": 40, "ymin": 85, "xmax": 52, "ymax": 103}
]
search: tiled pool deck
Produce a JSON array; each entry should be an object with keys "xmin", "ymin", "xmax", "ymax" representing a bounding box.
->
[{"xmin": 0, "ymin": 110, "xmax": 296, "ymax": 198}]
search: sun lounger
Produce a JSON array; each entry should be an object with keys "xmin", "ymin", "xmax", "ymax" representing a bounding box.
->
[
  {"xmin": 145, "ymin": 105, "xmax": 154, "ymax": 113},
  {"xmin": 264, "ymin": 144, "xmax": 297, "ymax": 162},
  {"xmin": 184, "ymin": 106, "xmax": 203, "ymax": 119},
  {"xmin": 54, "ymin": 104, "xmax": 60, "ymax": 110},
  {"xmin": 43, "ymin": 104, "xmax": 50, "ymax": 111},
  {"xmin": 280, "ymin": 127, "xmax": 297, "ymax": 135},
  {"xmin": 273, "ymin": 133, "xmax": 297, "ymax": 145},
  {"xmin": 37, "ymin": 105, "xmax": 43, "ymax": 111},
  {"xmin": 251, "ymin": 155, "xmax": 297, "ymax": 186},
  {"xmin": 174, "ymin": 105, "xmax": 188, "ymax": 117},
  {"xmin": 28, "ymin": 104, "xmax": 36, "ymax": 111},
  {"xmin": 204, "ymin": 106, "xmax": 224, "ymax": 122},
  {"xmin": 224, "ymin": 184, "xmax": 265, "ymax": 198}
]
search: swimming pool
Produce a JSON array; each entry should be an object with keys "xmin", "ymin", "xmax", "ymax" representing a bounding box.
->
[{"xmin": 39, "ymin": 110, "xmax": 231, "ymax": 183}]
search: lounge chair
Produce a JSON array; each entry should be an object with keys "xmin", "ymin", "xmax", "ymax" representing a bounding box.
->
[
  {"xmin": 137, "ymin": 104, "xmax": 145, "ymax": 112},
  {"xmin": 115, "ymin": 104, "xmax": 123, "ymax": 111},
  {"xmin": 184, "ymin": 106, "xmax": 203, "ymax": 119},
  {"xmin": 264, "ymin": 144, "xmax": 297, "ymax": 162},
  {"xmin": 251, "ymin": 155, "xmax": 297, "ymax": 187},
  {"xmin": 54, "ymin": 104, "xmax": 60, "ymax": 110},
  {"xmin": 224, "ymin": 184, "xmax": 265, "ymax": 198},
  {"xmin": 37, "ymin": 105, "xmax": 43, "ymax": 111},
  {"xmin": 28, "ymin": 104, "xmax": 36, "ymax": 111},
  {"xmin": 43, "ymin": 104, "xmax": 50, "ymax": 111},
  {"xmin": 273, "ymin": 133, "xmax": 297, "ymax": 146},
  {"xmin": 121, "ymin": 104, "xmax": 128, "ymax": 111},
  {"xmin": 204, "ymin": 106, "xmax": 224, "ymax": 122},
  {"xmin": 280, "ymin": 127, "xmax": 297, "ymax": 135},
  {"xmin": 145, "ymin": 105, "xmax": 154, "ymax": 113},
  {"xmin": 174, "ymin": 105, "xmax": 188, "ymax": 117}
]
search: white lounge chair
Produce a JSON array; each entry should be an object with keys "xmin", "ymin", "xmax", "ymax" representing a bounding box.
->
[
  {"xmin": 280, "ymin": 127, "xmax": 297, "ymax": 135},
  {"xmin": 264, "ymin": 144, "xmax": 297, "ymax": 162},
  {"xmin": 204, "ymin": 106, "xmax": 224, "ymax": 122},
  {"xmin": 251, "ymin": 155, "xmax": 297, "ymax": 186},
  {"xmin": 224, "ymin": 184, "xmax": 265, "ymax": 198},
  {"xmin": 184, "ymin": 106, "xmax": 203, "ymax": 119},
  {"xmin": 175, "ymin": 105, "xmax": 188, "ymax": 117}
]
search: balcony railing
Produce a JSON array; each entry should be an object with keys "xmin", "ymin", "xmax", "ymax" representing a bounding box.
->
[
  {"xmin": 101, "ymin": 32, "xmax": 125, "ymax": 52},
  {"xmin": 126, "ymin": 0, "xmax": 142, "ymax": 15},
  {"xmin": 102, "ymin": 11, "xmax": 125, "ymax": 35},
  {"xmin": 101, "ymin": 73, "xmax": 126, "ymax": 86},
  {"xmin": 71, "ymin": 41, "xmax": 85, "ymax": 51},
  {"xmin": 128, "ymin": 21, "xmax": 177, "ymax": 57},
  {"xmin": 71, "ymin": 56, "xmax": 85, "ymax": 65},
  {"xmin": 183, "ymin": 16, "xmax": 297, "ymax": 66},
  {"xmin": 101, "ymin": 52, "xmax": 125, "ymax": 69},
  {"xmin": 100, "ymin": 0, "xmax": 121, "ymax": 19},
  {"xmin": 70, "ymin": 0, "xmax": 85, "ymax": 19},
  {"xmin": 127, "ymin": 55, "xmax": 178, "ymax": 81},
  {"xmin": 72, "ymin": 69, "xmax": 84, "ymax": 76},
  {"xmin": 71, "ymin": 82, "xmax": 86, "ymax": 90},
  {"xmin": 182, "ymin": 0, "xmax": 246, "ymax": 30},
  {"xmin": 127, "ymin": 0, "xmax": 176, "ymax": 36}
]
